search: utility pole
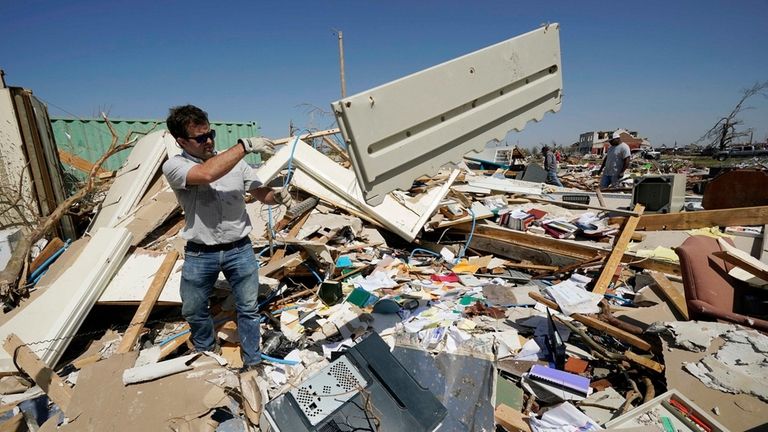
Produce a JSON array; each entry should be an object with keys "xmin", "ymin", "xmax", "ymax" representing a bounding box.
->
[{"xmin": 335, "ymin": 29, "xmax": 347, "ymax": 98}]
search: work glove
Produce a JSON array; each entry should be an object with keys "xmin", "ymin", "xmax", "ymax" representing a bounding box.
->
[
  {"xmin": 238, "ymin": 137, "xmax": 275, "ymax": 157},
  {"xmin": 272, "ymin": 188, "xmax": 293, "ymax": 208}
]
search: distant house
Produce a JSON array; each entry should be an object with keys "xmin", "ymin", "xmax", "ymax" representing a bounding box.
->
[{"xmin": 576, "ymin": 130, "xmax": 648, "ymax": 155}]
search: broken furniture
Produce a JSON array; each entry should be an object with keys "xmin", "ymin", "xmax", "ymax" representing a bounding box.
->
[{"xmin": 675, "ymin": 235, "xmax": 768, "ymax": 332}]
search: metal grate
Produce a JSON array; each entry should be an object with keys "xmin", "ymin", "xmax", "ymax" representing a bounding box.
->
[{"xmin": 289, "ymin": 356, "xmax": 368, "ymax": 425}]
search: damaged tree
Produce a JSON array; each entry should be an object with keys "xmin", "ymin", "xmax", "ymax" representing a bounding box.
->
[
  {"xmin": 0, "ymin": 114, "xmax": 136, "ymax": 309},
  {"xmin": 698, "ymin": 80, "xmax": 768, "ymax": 150}
]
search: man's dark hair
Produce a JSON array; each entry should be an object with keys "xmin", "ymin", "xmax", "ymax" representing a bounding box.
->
[{"xmin": 166, "ymin": 105, "xmax": 209, "ymax": 139}]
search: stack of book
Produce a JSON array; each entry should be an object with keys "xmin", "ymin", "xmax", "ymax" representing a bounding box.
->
[
  {"xmin": 542, "ymin": 220, "xmax": 579, "ymax": 239},
  {"xmin": 498, "ymin": 208, "xmax": 547, "ymax": 231}
]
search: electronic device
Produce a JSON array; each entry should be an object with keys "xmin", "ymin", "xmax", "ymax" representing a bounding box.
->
[
  {"xmin": 264, "ymin": 333, "xmax": 447, "ymax": 431},
  {"xmin": 631, "ymin": 174, "xmax": 686, "ymax": 213}
]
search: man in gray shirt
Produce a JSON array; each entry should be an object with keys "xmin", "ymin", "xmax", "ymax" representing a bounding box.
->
[
  {"xmin": 598, "ymin": 129, "xmax": 631, "ymax": 189},
  {"xmin": 162, "ymin": 105, "xmax": 292, "ymax": 370},
  {"xmin": 542, "ymin": 145, "xmax": 563, "ymax": 187}
]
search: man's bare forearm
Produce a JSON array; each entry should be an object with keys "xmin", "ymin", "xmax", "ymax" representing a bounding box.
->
[{"xmin": 187, "ymin": 144, "xmax": 247, "ymax": 185}]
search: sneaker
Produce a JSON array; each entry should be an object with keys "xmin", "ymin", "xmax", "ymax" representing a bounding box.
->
[{"xmin": 239, "ymin": 362, "xmax": 265, "ymax": 375}]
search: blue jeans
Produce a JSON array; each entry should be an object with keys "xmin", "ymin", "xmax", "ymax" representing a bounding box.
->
[
  {"xmin": 600, "ymin": 174, "xmax": 619, "ymax": 189},
  {"xmin": 181, "ymin": 239, "xmax": 262, "ymax": 366},
  {"xmin": 546, "ymin": 172, "xmax": 563, "ymax": 187}
]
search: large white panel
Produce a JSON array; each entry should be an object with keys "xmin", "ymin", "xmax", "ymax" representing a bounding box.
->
[
  {"xmin": 332, "ymin": 24, "xmax": 562, "ymax": 205},
  {"xmin": 88, "ymin": 130, "xmax": 174, "ymax": 232},
  {"xmin": 0, "ymin": 227, "xmax": 132, "ymax": 372}
]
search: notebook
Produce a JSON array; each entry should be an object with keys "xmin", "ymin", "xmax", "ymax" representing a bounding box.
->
[{"xmin": 528, "ymin": 365, "xmax": 591, "ymax": 398}]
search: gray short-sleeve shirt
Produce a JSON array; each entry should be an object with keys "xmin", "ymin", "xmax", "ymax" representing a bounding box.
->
[
  {"xmin": 603, "ymin": 143, "xmax": 631, "ymax": 176},
  {"xmin": 162, "ymin": 151, "xmax": 262, "ymax": 245}
]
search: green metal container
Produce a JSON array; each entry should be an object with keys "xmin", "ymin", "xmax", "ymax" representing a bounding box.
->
[{"xmin": 51, "ymin": 117, "xmax": 262, "ymax": 176}]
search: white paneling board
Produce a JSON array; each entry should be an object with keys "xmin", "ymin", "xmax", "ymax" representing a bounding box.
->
[
  {"xmin": 0, "ymin": 228, "xmax": 133, "ymax": 372},
  {"xmin": 332, "ymin": 25, "xmax": 562, "ymax": 205},
  {"xmin": 88, "ymin": 130, "xmax": 174, "ymax": 232},
  {"xmin": 98, "ymin": 250, "xmax": 182, "ymax": 304}
]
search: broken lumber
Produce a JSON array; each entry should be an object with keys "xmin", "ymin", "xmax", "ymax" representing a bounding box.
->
[
  {"xmin": 3, "ymin": 334, "xmax": 72, "ymax": 414},
  {"xmin": 609, "ymin": 205, "xmax": 768, "ymax": 231},
  {"xmin": 592, "ymin": 204, "xmax": 644, "ymax": 294},
  {"xmin": 526, "ymin": 196, "xmax": 640, "ymax": 216},
  {"xmin": 117, "ymin": 250, "xmax": 179, "ymax": 354},
  {"xmin": 623, "ymin": 350, "xmax": 664, "ymax": 373},
  {"xmin": 494, "ymin": 403, "xmax": 531, "ymax": 432},
  {"xmin": 29, "ymin": 237, "xmax": 64, "ymax": 275},
  {"xmin": 647, "ymin": 271, "xmax": 689, "ymax": 320},
  {"xmin": 460, "ymin": 223, "xmax": 680, "ymax": 275},
  {"xmin": 271, "ymin": 128, "xmax": 340, "ymax": 145},
  {"xmin": 712, "ymin": 239, "xmax": 768, "ymax": 283},
  {"xmin": 528, "ymin": 292, "xmax": 651, "ymax": 351},
  {"xmin": 259, "ymin": 251, "xmax": 304, "ymax": 278},
  {"xmin": 57, "ymin": 149, "xmax": 109, "ymax": 175}
]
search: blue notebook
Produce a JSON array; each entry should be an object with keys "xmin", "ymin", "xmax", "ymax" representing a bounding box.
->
[{"xmin": 528, "ymin": 365, "xmax": 591, "ymax": 397}]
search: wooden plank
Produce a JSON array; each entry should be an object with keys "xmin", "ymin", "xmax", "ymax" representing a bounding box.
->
[
  {"xmin": 29, "ymin": 237, "xmax": 64, "ymax": 275},
  {"xmin": 623, "ymin": 350, "xmax": 664, "ymax": 373},
  {"xmin": 321, "ymin": 136, "xmax": 351, "ymax": 163},
  {"xmin": 494, "ymin": 404, "xmax": 531, "ymax": 432},
  {"xmin": 595, "ymin": 188, "xmax": 607, "ymax": 208},
  {"xmin": 271, "ymin": 128, "xmax": 340, "ymax": 145},
  {"xmin": 57, "ymin": 149, "xmax": 107, "ymax": 175},
  {"xmin": 505, "ymin": 262, "xmax": 559, "ymax": 272},
  {"xmin": 528, "ymin": 292, "xmax": 652, "ymax": 351},
  {"xmin": 593, "ymin": 204, "xmax": 644, "ymax": 294},
  {"xmin": 648, "ymin": 271, "xmax": 689, "ymax": 320},
  {"xmin": 270, "ymin": 208, "xmax": 314, "ymax": 263},
  {"xmin": 116, "ymin": 250, "xmax": 179, "ymax": 354},
  {"xmin": 3, "ymin": 334, "xmax": 73, "ymax": 414},
  {"xmin": 713, "ymin": 250, "xmax": 768, "ymax": 282},
  {"xmin": 461, "ymin": 223, "xmax": 680, "ymax": 275},
  {"xmin": 611, "ymin": 205, "xmax": 768, "ymax": 231},
  {"xmin": 526, "ymin": 196, "xmax": 640, "ymax": 216},
  {"xmin": 258, "ymin": 251, "xmax": 303, "ymax": 278}
]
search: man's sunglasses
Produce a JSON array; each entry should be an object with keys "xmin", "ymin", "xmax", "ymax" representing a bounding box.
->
[{"xmin": 186, "ymin": 129, "xmax": 216, "ymax": 144}]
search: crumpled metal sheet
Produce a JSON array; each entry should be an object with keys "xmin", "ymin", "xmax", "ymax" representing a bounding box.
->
[{"xmin": 392, "ymin": 346, "xmax": 495, "ymax": 431}]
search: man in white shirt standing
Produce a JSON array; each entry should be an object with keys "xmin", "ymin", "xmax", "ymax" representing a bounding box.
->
[
  {"xmin": 162, "ymin": 105, "xmax": 292, "ymax": 371},
  {"xmin": 598, "ymin": 129, "xmax": 631, "ymax": 190}
]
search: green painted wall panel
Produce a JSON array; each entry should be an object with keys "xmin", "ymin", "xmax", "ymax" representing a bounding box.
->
[{"xmin": 51, "ymin": 117, "xmax": 262, "ymax": 175}]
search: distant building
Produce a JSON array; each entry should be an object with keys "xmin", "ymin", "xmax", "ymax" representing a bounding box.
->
[{"xmin": 575, "ymin": 130, "xmax": 648, "ymax": 155}]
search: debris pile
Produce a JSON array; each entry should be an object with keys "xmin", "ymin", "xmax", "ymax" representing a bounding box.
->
[{"xmin": 2, "ymin": 129, "xmax": 768, "ymax": 431}]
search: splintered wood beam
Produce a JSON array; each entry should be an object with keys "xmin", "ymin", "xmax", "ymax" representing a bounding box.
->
[
  {"xmin": 460, "ymin": 223, "xmax": 680, "ymax": 275},
  {"xmin": 271, "ymin": 128, "xmax": 341, "ymax": 145},
  {"xmin": 3, "ymin": 334, "xmax": 73, "ymax": 414},
  {"xmin": 525, "ymin": 196, "xmax": 640, "ymax": 216},
  {"xmin": 648, "ymin": 271, "xmax": 689, "ymax": 320},
  {"xmin": 29, "ymin": 237, "xmax": 64, "ymax": 275},
  {"xmin": 609, "ymin": 206, "xmax": 768, "ymax": 231},
  {"xmin": 595, "ymin": 188, "xmax": 607, "ymax": 207},
  {"xmin": 117, "ymin": 250, "xmax": 179, "ymax": 354},
  {"xmin": 623, "ymin": 350, "xmax": 664, "ymax": 373},
  {"xmin": 528, "ymin": 292, "xmax": 652, "ymax": 351},
  {"xmin": 259, "ymin": 251, "xmax": 304, "ymax": 278},
  {"xmin": 57, "ymin": 149, "xmax": 108, "ymax": 175},
  {"xmin": 321, "ymin": 136, "xmax": 351, "ymax": 163},
  {"xmin": 592, "ymin": 204, "xmax": 644, "ymax": 294}
]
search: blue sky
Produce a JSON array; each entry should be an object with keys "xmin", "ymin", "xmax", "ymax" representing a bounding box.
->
[{"xmin": 1, "ymin": 0, "xmax": 766, "ymax": 149}]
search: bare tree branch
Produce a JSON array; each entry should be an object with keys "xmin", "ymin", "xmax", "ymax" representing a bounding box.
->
[
  {"xmin": 698, "ymin": 80, "xmax": 768, "ymax": 149},
  {"xmin": 0, "ymin": 115, "xmax": 136, "ymax": 308}
]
